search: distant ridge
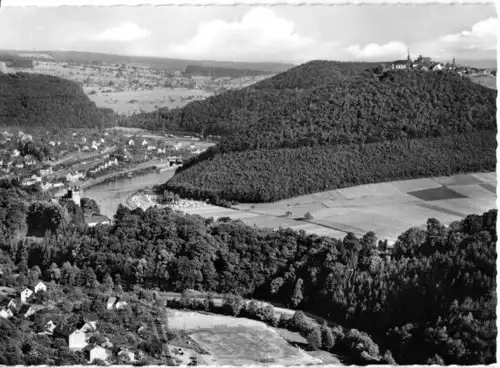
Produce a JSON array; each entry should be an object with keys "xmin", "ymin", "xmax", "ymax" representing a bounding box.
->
[{"xmin": 0, "ymin": 50, "xmax": 295, "ymax": 73}]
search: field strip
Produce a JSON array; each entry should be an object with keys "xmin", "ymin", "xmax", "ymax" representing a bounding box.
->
[
  {"xmin": 472, "ymin": 172, "xmax": 497, "ymax": 184},
  {"xmin": 479, "ymin": 183, "xmax": 497, "ymax": 194},
  {"xmin": 433, "ymin": 173, "xmax": 486, "ymax": 186},
  {"xmin": 390, "ymin": 177, "xmax": 443, "ymax": 192},
  {"xmin": 417, "ymin": 203, "xmax": 468, "ymax": 218},
  {"xmin": 446, "ymin": 184, "xmax": 495, "ymax": 198}
]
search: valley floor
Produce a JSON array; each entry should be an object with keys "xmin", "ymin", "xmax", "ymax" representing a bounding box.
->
[{"xmin": 179, "ymin": 172, "xmax": 497, "ymax": 243}]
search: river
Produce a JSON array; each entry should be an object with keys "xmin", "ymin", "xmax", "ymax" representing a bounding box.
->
[{"xmin": 80, "ymin": 169, "xmax": 175, "ymax": 218}]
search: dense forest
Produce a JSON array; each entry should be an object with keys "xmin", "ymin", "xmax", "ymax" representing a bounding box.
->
[
  {"xmin": 185, "ymin": 65, "xmax": 272, "ymax": 78},
  {"xmin": 0, "ymin": 73, "xmax": 113, "ymax": 129},
  {"xmin": 146, "ymin": 61, "xmax": 497, "ymax": 203},
  {"xmin": 166, "ymin": 131, "xmax": 495, "ymax": 202},
  {"xmin": 0, "ymin": 180, "xmax": 495, "ymax": 365}
]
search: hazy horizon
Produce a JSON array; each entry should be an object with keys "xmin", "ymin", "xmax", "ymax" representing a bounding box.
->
[{"xmin": 0, "ymin": 5, "xmax": 497, "ymax": 67}]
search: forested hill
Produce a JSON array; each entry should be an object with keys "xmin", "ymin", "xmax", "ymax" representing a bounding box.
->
[
  {"xmin": 124, "ymin": 61, "xmax": 496, "ymax": 153},
  {"xmin": 159, "ymin": 61, "xmax": 497, "ymax": 203},
  {"xmin": 0, "ymin": 73, "xmax": 111, "ymax": 129}
]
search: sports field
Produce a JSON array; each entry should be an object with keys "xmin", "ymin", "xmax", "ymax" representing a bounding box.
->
[
  {"xmin": 167, "ymin": 310, "xmax": 323, "ymax": 365},
  {"xmin": 181, "ymin": 172, "xmax": 496, "ymax": 244}
]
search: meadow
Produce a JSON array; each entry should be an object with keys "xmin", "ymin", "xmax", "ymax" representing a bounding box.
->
[
  {"xmin": 180, "ymin": 172, "xmax": 496, "ymax": 244},
  {"xmin": 87, "ymin": 88, "xmax": 212, "ymax": 116}
]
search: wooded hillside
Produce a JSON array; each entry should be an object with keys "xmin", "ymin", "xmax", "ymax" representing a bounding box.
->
[
  {"xmin": 0, "ymin": 179, "xmax": 495, "ymax": 365},
  {"xmin": 157, "ymin": 60, "xmax": 497, "ymax": 203},
  {"xmin": 0, "ymin": 73, "xmax": 110, "ymax": 129}
]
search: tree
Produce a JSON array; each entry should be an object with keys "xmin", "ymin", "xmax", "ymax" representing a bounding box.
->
[
  {"xmin": 321, "ymin": 323, "xmax": 335, "ymax": 350},
  {"xmin": 80, "ymin": 198, "xmax": 100, "ymax": 217},
  {"xmin": 82, "ymin": 267, "xmax": 98, "ymax": 289},
  {"xmin": 304, "ymin": 212, "xmax": 314, "ymax": 220},
  {"xmin": 382, "ymin": 350, "xmax": 397, "ymax": 365},
  {"xmin": 307, "ymin": 327, "xmax": 322, "ymax": 350},
  {"xmin": 291, "ymin": 311, "xmax": 310, "ymax": 333},
  {"xmin": 222, "ymin": 293, "xmax": 243, "ymax": 316},
  {"xmin": 26, "ymin": 201, "xmax": 68, "ymax": 236},
  {"xmin": 291, "ymin": 278, "xmax": 304, "ymax": 307},
  {"xmin": 103, "ymin": 273, "xmax": 114, "ymax": 290},
  {"xmin": 270, "ymin": 277, "xmax": 284, "ymax": 295}
]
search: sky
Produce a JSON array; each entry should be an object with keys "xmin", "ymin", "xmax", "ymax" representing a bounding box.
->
[{"xmin": 0, "ymin": 4, "xmax": 497, "ymax": 65}]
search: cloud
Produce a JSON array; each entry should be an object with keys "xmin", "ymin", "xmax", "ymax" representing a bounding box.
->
[
  {"xmin": 160, "ymin": 7, "xmax": 340, "ymax": 63},
  {"xmin": 93, "ymin": 22, "xmax": 150, "ymax": 42},
  {"xmin": 346, "ymin": 41, "xmax": 408, "ymax": 60},
  {"xmin": 438, "ymin": 17, "xmax": 498, "ymax": 51}
]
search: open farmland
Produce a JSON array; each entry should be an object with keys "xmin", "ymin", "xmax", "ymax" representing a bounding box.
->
[
  {"xmin": 468, "ymin": 73, "xmax": 497, "ymax": 90},
  {"xmin": 87, "ymin": 87, "xmax": 212, "ymax": 115},
  {"xmin": 180, "ymin": 172, "xmax": 496, "ymax": 244},
  {"xmin": 167, "ymin": 310, "xmax": 323, "ymax": 365}
]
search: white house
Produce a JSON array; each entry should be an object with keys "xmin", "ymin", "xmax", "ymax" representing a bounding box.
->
[
  {"xmin": 80, "ymin": 321, "xmax": 98, "ymax": 333},
  {"xmin": 147, "ymin": 145, "xmax": 157, "ymax": 151},
  {"xmin": 34, "ymin": 281, "xmax": 47, "ymax": 293},
  {"xmin": 66, "ymin": 171, "xmax": 85, "ymax": 182},
  {"xmin": 7, "ymin": 299, "xmax": 17, "ymax": 310},
  {"xmin": 86, "ymin": 215, "xmax": 111, "ymax": 228},
  {"xmin": 41, "ymin": 182, "xmax": 54, "ymax": 191},
  {"xmin": 432, "ymin": 63, "xmax": 443, "ymax": 71},
  {"xmin": 69, "ymin": 329, "xmax": 88, "ymax": 350},
  {"xmin": 115, "ymin": 300, "xmax": 128, "ymax": 310},
  {"xmin": 81, "ymin": 137, "xmax": 87, "ymax": 143},
  {"xmin": 20, "ymin": 288, "xmax": 33, "ymax": 304},
  {"xmin": 23, "ymin": 304, "xmax": 45, "ymax": 318},
  {"xmin": 173, "ymin": 143, "xmax": 182, "ymax": 151},
  {"xmin": 88, "ymin": 346, "xmax": 109, "ymax": 363},
  {"xmin": 128, "ymin": 139, "xmax": 135, "ymax": 146},
  {"xmin": 43, "ymin": 320, "xmax": 57, "ymax": 335},
  {"xmin": 106, "ymin": 296, "xmax": 117, "ymax": 310},
  {"xmin": 49, "ymin": 141, "xmax": 56, "ymax": 147},
  {"xmin": 0, "ymin": 307, "xmax": 13, "ymax": 319},
  {"xmin": 118, "ymin": 349, "xmax": 136, "ymax": 362},
  {"xmin": 141, "ymin": 139, "xmax": 148, "ymax": 146}
]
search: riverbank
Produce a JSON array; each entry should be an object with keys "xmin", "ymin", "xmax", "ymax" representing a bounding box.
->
[
  {"xmin": 80, "ymin": 161, "xmax": 177, "ymax": 190},
  {"xmin": 126, "ymin": 189, "xmax": 211, "ymax": 212}
]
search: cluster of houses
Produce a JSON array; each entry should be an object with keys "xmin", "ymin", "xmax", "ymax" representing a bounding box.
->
[
  {"xmin": 0, "ymin": 281, "xmax": 48, "ymax": 319},
  {"xmin": 127, "ymin": 137, "xmax": 205, "ymax": 157},
  {"xmin": 0, "ymin": 280, "xmax": 136, "ymax": 364},
  {"xmin": 87, "ymin": 157, "xmax": 119, "ymax": 176},
  {"xmin": 389, "ymin": 54, "xmax": 495, "ymax": 76},
  {"xmin": 73, "ymin": 133, "xmax": 108, "ymax": 153}
]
